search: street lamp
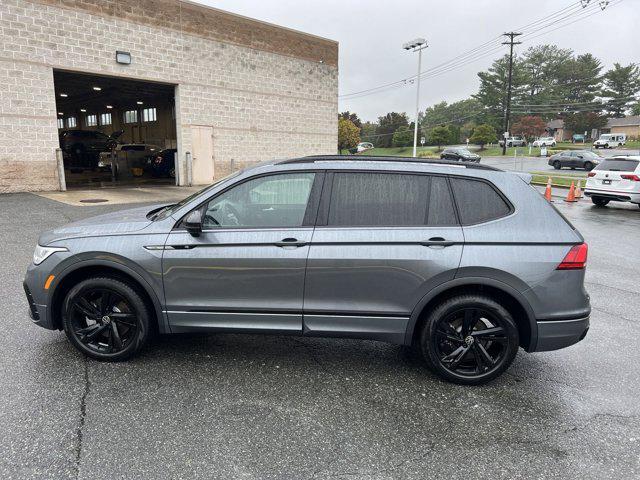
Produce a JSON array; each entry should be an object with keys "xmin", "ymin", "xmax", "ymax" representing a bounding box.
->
[{"xmin": 403, "ymin": 38, "xmax": 428, "ymax": 158}]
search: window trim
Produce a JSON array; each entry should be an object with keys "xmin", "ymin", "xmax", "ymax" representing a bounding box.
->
[
  {"xmin": 174, "ymin": 170, "xmax": 325, "ymax": 232},
  {"xmin": 316, "ymin": 170, "xmax": 460, "ymax": 228}
]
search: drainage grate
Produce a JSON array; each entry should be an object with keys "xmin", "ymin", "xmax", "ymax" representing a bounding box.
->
[{"xmin": 79, "ymin": 198, "xmax": 109, "ymax": 203}]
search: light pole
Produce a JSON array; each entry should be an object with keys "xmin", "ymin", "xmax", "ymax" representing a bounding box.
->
[{"xmin": 403, "ymin": 38, "xmax": 427, "ymax": 158}]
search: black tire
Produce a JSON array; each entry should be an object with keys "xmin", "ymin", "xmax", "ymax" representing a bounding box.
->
[
  {"xmin": 419, "ymin": 295, "xmax": 519, "ymax": 385},
  {"xmin": 62, "ymin": 277, "xmax": 151, "ymax": 361},
  {"xmin": 591, "ymin": 197, "xmax": 609, "ymax": 207},
  {"xmin": 553, "ymin": 160, "xmax": 561, "ymax": 170},
  {"xmin": 584, "ymin": 161, "xmax": 594, "ymax": 171}
]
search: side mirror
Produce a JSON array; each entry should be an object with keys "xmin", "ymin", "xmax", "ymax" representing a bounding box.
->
[{"xmin": 184, "ymin": 209, "xmax": 202, "ymax": 237}]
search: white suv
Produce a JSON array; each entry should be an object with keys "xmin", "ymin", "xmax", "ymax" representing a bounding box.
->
[
  {"xmin": 585, "ymin": 156, "xmax": 640, "ymax": 208},
  {"xmin": 593, "ymin": 134, "xmax": 626, "ymax": 149},
  {"xmin": 532, "ymin": 137, "xmax": 556, "ymax": 147}
]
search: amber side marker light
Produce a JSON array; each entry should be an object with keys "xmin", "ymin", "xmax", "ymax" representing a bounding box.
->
[
  {"xmin": 44, "ymin": 275, "xmax": 55, "ymax": 290},
  {"xmin": 557, "ymin": 243, "xmax": 588, "ymax": 270}
]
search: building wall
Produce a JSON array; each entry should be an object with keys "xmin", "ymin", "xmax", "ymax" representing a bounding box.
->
[
  {"xmin": 0, "ymin": 0, "xmax": 338, "ymax": 192},
  {"xmin": 610, "ymin": 125, "xmax": 640, "ymax": 140}
]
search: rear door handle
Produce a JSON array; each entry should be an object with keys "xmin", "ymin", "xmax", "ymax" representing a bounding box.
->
[
  {"xmin": 274, "ymin": 238, "xmax": 308, "ymax": 248},
  {"xmin": 420, "ymin": 237, "xmax": 455, "ymax": 247}
]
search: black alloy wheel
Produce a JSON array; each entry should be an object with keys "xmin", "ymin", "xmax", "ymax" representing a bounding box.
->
[
  {"xmin": 63, "ymin": 277, "xmax": 150, "ymax": 361},
  {"xmin": 420, "ymin": 295, "xmax": 519, "ymax": 385}
]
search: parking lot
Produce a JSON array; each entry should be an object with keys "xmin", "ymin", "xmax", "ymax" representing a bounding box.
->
[{"xmin": 1, "ymin": 190, "xmax": 639, "ymax": 480}]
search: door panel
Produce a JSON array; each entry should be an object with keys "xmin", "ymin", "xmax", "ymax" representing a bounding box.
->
[
  {"xmin": 163, "ymin": 228, "xmax": 312, "ymax": 333},
  {"xmin": 304, "ymin": 227, "xmax": 464, "ymax": 319}
]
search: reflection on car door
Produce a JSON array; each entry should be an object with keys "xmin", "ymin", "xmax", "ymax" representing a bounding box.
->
[
  {"xmin": 303, "ymin": 172, "xmax": 464, "ymax": 344},
  {"xmin": 162, "ymin": 171, "xmax": 322, "ymax": 334}
]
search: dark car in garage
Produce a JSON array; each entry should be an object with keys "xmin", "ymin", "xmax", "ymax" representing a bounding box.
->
[
  {"xmin": 147, "ymin": 148, "xmax": 177, "ymax": 178},
  {"xmin": 59, "ymin": 129, "xmax": 122, "ymax": 172},
  {"xmin": 548, "ymin": 150, "xmax": 601, "ymax": 171}
]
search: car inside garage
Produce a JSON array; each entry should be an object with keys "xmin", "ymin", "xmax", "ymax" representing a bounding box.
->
[{"xmin": 54, "ymin": 70, "xmax": 177, "ymax": 188}]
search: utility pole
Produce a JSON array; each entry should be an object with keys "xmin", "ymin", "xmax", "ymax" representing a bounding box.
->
[
  {"xmin": 501, "ymin": 32, "xmax": 522, "ymax": 156},
  {"xmin": 403, "ymin": 38, "xmax": 428, "ymax": 157}
]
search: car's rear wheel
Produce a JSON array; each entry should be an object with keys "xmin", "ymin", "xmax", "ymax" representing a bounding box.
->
[
  {"xmin": 591, "ymin": 197, "xmax": 609, "ymax": 207},
  {"xmin": 419, "ymin": 295, "xmax": 519, "ymax": 385},
  {"xmin": 553, "ymin": 160, "xmax": 561, "ymax": 170},
  {"xmin": 62, "ymin": 277, "xmax": 150, "ymax": 361},
  {"xmin": 584, "ymin": 161, "xmax": 594, "ymax": 171}
]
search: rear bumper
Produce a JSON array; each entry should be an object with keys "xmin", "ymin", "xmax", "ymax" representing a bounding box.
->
[
  {"xmin": 534, "ymin": 316, "xmax": 589, "ymax": 352},
  {"xmin": 584, "ymin": 189, "xmax": 640, "ymax": 203}
]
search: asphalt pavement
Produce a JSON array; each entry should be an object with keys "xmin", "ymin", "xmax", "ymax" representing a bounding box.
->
[{"xmin": 1, "ymin": 191, "xmax": 639, "ymax": 479}]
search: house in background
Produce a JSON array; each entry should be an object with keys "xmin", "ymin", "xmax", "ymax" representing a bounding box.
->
[{"xmin": 546, "ymin": 115, "xmax": 640, "ymax": 142}]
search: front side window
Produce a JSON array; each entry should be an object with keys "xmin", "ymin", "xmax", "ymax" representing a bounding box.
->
[
  {"xmin": 202, "ymin": 173, "xmax": 315, "ymax": 229},
  {"xmin": 450, "ymin": 177, "xmax": 511, "ymax": 225}
]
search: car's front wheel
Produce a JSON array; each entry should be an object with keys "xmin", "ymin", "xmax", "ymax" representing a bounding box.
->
[
  {"xmin": 62, "ymin": 277, "xmax": 151, "ymax": 361},
  {"xmin": 419, "ymin": 295, "xmax": 519, "ymax": 385},
  {"xmin": 553, "ymin": 160, "xmax": 561, "ymax": 170}
]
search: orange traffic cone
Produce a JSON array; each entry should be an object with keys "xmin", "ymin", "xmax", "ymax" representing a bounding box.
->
[
  {"xmin": 544, "ymin": 177, "xmax": 553, "ymax": 202},
  {"xmin": 564, "ymin": 182, "xmax": 577, "ymax": 202},
  {"xmin": 574, "ymin": 180, "xmax": 583, "ymax": 199}
]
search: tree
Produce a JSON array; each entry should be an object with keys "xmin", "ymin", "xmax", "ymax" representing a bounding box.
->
[
  {"xmin": 632, "ymin": 102, "xmax": 640, "ymax": 116},
  {"xmin": 560, "ymin": 53, "xmax": 603, "ymax": 107},
  {"xmin": 601, "ymin": 63, "xmax": 640, "ymax": 117},
  {"xmin": 392, "ymin": 126, "xmax": 413, "ymax": 147},
  {"xmin": 359, "ymin": 121, "xmax": 376, "ymax": 144},
  {"xmin": 562, "ymin": 112, "xmax": 607, "ymax": 137},
  {"xmin": 428, "ymin": 125, "xmax": 451, "ymax": 149},
  {"xmin": 339, "ymin": 111, "xmax": 362, "ymax": 130},
  {"xmin": 338, "ymin": 118, "xmax": 360, "ymax": 152},
  {"xmin": 521, "ymin": 45, "xmax": 574, "ymax": 109},
  {"xmin": 374, "ymin": 112, "xmax": 409, "ymax": 148},
  {"xmin": 511, "ymin": 115, "xmax": 546, "ymax": 140},
  {"xmin": 469, "ymin": 124, "xmax": 497, "ymax": 150}
]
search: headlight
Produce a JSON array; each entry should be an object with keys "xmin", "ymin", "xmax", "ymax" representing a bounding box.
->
[{"xmin": 33, "ymin": 245, "xmax": 68, "ymax": 265}]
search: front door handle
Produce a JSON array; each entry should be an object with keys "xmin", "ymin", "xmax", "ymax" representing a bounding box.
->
[
  {"xmin": 274, "ymin": 238, "xmax": 308, "ymax": 248},
  {"xmin": 420, "ymin": 237, "xmax": 455, "ymax": 247}
]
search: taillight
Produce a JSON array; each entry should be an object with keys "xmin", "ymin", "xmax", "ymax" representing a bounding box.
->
[
  {"xmin": 587, "ymin": 172, "xmax": 596, "ymax": 177},
  {"xmin": 621, "ymin": 174, "xmax": 640, "ymax": 181},
  {"xmin": 557, "ymin": 243, "xmax": 588, "ymax": 270}
]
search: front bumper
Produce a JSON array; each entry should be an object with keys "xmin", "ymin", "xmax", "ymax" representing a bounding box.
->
[{"xmin": 534, "ymin": 316, "xmax": 589, "ymax": 351}]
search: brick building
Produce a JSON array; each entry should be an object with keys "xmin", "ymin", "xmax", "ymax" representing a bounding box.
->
[{"xmin": 0, "ymin": 0, "xmax": 338, "ymax": 193}]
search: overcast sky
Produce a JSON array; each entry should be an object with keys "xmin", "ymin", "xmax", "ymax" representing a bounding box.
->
[{"xmin": 196, "ymin": 0, "xmax": 639, "ymax": 122}]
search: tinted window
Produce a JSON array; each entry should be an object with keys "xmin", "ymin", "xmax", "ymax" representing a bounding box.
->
[
  {"xmin": 427, "ymin": 176, "xmax": 458, "ymax": 226},
  {"xmin": 594, "ymin": 159, "xmax": 639, "ymax": 172},
  {"xmin": 450, "ymin": 178, "xmax": 511, "ymax": 224},
  {"xmin": 203, "ymin": 173, "xmax": 315, "ymax": 228},
  {"xmin": 328, "ymin": 173, "xmax": 429, "ymax": 226}
]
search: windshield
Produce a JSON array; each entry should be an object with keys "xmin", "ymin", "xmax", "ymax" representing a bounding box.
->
[
  {"xmin": 152, "ymin": 170, "xmax": 243, "ymax": 221},
  {"xmin": 458, "ymin": 149, "xmax": 473, "ymax": 155},
  {"xmin": 594, "ymin": 158, "xmax": 639, "ymax": 172}
]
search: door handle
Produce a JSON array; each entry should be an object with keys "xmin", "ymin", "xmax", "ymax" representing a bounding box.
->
[
  {"xmin": 420, "ymin": 237, "xmax": 455, "ymax": 247},
  {"xmin": 274, "ymin": 238, "xmax": 307, "ymax": 248}
]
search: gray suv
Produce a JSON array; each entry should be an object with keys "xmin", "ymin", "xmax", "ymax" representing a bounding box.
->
[{"xmin": 24, "ymin": 156, "xmax": 590, "ymax": 385}]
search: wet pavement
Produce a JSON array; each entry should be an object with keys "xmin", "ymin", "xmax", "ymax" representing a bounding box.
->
[{"xmin": 1, "ymin": 191, "xmax": 639, "ymax": 479}]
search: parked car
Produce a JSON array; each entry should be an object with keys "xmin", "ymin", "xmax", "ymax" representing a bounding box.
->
[
  {"xmin": 548, "ymin": 150, "xmax": 601, "ymax": 171},
  {"xmin": 532, "ymin": 137, "xmax": 556, "ymax": 147},
  {"xmin": 584, "ymin": 156, "xmax": 640, "ymax": 208},
  {"xmin": 593, "ymin": 133, "xmax": 626, "ymax": 149},
  {"xmin": 440, "ymin": 147, "xmax": 481, "ymax": 162},
  {"xmin": 98, "ymin": 144, "xmax": 162, "ymax": 176},
  {"xmin": 146, "ymin": 148, "xmax": 177, "ymax": 178},
  {"xmin": 24, "ymin": 156, "xmax": 590, "ymax": 385},
  {"xmin": 572, "ymin": 134, "xmax": 586, "ymax": 143},
  {"xmin": 356, "ymin": 142, "xmax": 374, "ymax": 153},
  {"xmin": 498, "ymin": 136, "xmax": 527, "ymax": 147},
  {"xmin": 59, "ymin": 129, "xmax": 123, "ymax": 172}
]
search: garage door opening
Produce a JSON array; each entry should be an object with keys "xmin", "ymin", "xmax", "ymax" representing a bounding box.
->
[{"xmin": 53, "ymin": 70, "xmax": 177, "ymax": 188}]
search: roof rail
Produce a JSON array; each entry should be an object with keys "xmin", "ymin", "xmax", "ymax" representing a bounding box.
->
[{"xmin": 278, "ymin": 155, "xmax": 502, "ymax": 171}]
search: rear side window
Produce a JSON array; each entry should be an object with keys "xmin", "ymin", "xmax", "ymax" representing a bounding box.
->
[
  {"xmin": 328, "ymin": 173, "xmax": 429, "ymax": 226},
  {"xmin": 326, "ymin": 173, "xmax": 457, "ymax": 227},
  {"xmin": 595, "ymin": 159, "xmax": 639, "ymax": 172},
  {"xmin": 450, "ymin": 178, "xmax": 511, "ymax": 225}
]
